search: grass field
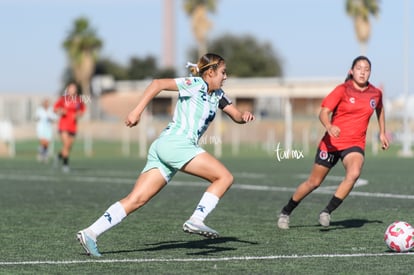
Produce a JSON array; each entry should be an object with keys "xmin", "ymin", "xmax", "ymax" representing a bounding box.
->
[{"xmin": 1, "ymin": 140, "xmax": 414, "ymax": 274}]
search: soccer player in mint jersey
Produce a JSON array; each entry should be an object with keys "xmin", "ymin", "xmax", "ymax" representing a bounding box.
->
[
  {"xmin": 277, "ymin": 56, "xmax": 390, "ymax": 230},
  {"xmin": 35, "ymin": 98, "xmax": 56, "ymax": 163},
  {"xmin": 77, "ymin": 53, "xmax": 255, "ymax": 257}
]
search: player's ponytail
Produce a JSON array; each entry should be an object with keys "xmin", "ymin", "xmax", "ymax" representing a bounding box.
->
[{"xmin": 186, "ymin": 62, "xmax": 199, "ymax": 76}]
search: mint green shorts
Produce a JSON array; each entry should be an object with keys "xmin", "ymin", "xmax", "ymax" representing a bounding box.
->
[{"xmin": 141, "ymin": 135, "xmax": 205, "ymax": 182}]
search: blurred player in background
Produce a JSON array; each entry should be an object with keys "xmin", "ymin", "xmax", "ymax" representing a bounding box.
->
[
  {"xmin": 35, "ymin": 98, "xmax": 56, "ymax": 162},
  {"xmin": 53, "ymin": 82, "xmax": 86, "ymax": 173},
  {"xmin": 277, "ymin": 56, "xmax": 390, "ymax": 229},
  {"xmin": 76, "ymin": 53, "xmax": 255, "ymax": 257}
]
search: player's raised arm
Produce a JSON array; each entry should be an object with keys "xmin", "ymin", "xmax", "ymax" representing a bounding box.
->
[{"xmin": 125, "ymin": 79, "xmax": 178, "ymax": 127}]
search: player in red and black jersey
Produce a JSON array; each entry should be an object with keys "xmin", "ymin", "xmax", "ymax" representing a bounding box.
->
[
  {"xmin": 277, "ymin": 56, "xmax": 390, "ymax": 229},
  {"xmin": 53, "ymin": 82, "xmax": 86, "ymax": 172}
]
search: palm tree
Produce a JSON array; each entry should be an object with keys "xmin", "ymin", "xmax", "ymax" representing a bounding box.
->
[
  {"xmin": 63, "ymin": 17, "xmax": 102, "ymax": 97},
  {"xmin": 346, "ymin": 0, "xmax": 380, "ymax": 55},
  {"xmin": 183, "ymin": 0, "xmax": 217, "ymax": 56}
]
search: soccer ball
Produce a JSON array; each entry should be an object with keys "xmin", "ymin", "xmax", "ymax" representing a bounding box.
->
[{"xmin": 384, "ymin": 221, "xmax": 414, "ymax": 252}]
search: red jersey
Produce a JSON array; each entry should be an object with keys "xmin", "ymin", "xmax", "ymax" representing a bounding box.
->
[
  {"xmin": 319, "ymin": 80, "xmax": 383, "ymax": 152},
  {"xmin": 54, "ymin": 95, "xmax": 86, "ymax": 133}
]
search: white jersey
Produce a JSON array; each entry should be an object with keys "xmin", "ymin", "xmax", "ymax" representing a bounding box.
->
[
  {"xmin": 35, "ymin": 106, "xmax": 56, "ymax": 140},
  {"xmin": 160, "ymin": 77, "xmax": 230, "ymax": 144}
]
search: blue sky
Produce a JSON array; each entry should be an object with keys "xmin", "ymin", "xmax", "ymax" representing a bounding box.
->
[{"xmin": 0, "ymin": 0, "xmax": 412, "ymax": 99}]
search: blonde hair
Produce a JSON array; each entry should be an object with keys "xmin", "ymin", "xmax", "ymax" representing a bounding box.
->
[{"xmin": 188, "ymin": 53, "xmax": 225, "ymax": 76}]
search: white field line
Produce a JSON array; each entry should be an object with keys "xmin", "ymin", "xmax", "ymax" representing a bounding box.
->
[
  {"xmin": 1, "ymin": 172, "xmax": 414, "ymax": 266},
  {"xmin": 1, "ymin": 252, "xmax": 414, "ymax": 266},
  {"xmin": 1, "ymin": 172, "xmax": 414, "ymax": 200}
]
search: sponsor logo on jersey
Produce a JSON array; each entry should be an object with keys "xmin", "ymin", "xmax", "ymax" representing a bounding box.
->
[
  {"xmin": 369, "ymin": 98, "xmax": 376, "ymax": 109},
  {"xmin": 184, "ymin": 78, "xmax": 193, "ymax": 86},
  {"xmin": 349, "ymin": 97, "xmax": 355, "ymax": 104}
]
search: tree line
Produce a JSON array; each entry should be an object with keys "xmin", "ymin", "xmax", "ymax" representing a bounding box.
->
[{"xmin": 62, "ymin": 0, "xmax": 379, "ymax": 96}]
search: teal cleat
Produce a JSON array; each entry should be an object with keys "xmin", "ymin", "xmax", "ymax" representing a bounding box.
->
[{"xmin": 76, "ymin": 230, "xmax": 102, "ymax": 257}]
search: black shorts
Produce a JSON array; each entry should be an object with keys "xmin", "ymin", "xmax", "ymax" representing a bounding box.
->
[
  {"xmin": 58, "ymin": 130, "xmax": 77, "ymax": 137},
  {"xmin": 314, "ymin": 146, "xmax": 364, "ymax": 169}
]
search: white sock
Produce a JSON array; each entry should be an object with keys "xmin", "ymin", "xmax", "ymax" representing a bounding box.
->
[
  {"xmin": 190, "ymin": 192, "xmax": 219, "ymax": 223},
  {"xmin": 86, "ymin": 201, "xmax": 127, "ymax": 240}
]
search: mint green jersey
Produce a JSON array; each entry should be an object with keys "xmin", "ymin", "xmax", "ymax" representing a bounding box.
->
[{"xmin": 160, "ymin": 77, "xmax": 229, "ymax": 144}]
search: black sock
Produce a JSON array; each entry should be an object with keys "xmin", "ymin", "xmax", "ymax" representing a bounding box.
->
[
  {"xmin": 63, "ymin": 157, "xmax": 69, "ymax": 166},
  {"xmin": 281, "ymin": 198, "xmax": 299, "ymax": 215},
  {"xmin": 323, "ymin": 196, "xmax": 343, "ymax": 214}
]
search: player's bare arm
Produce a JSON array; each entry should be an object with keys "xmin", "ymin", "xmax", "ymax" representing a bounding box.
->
[
  {"xmin": 319, "ymin": 107, "xmax": 340, "ymax": 138},
  {"xmin": 222, "ymin": 104, "xmax": 255, "ymax": 124},
  {"xmin": 125, "ymin": 79, "xmax": 178, "ymax": 127},
  {"xmin": 55, "ymin": 107, "xmax": 66, "ymax": 116},
  {"xmin": 376, "ymin": 106, "xmax": 389, "ymax": 150}
]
